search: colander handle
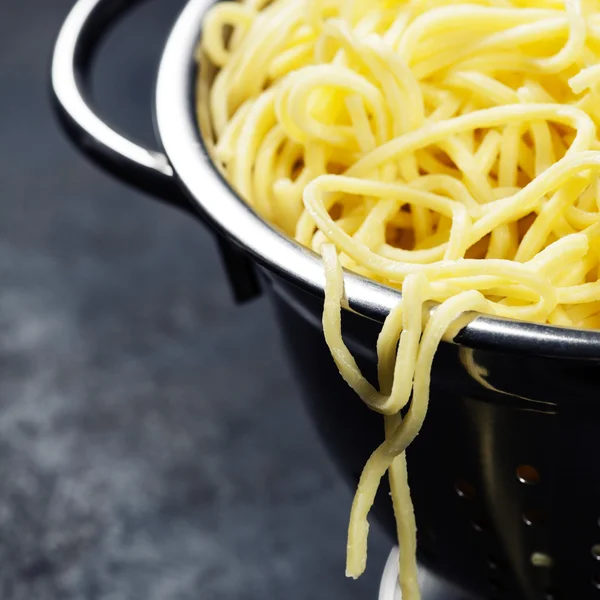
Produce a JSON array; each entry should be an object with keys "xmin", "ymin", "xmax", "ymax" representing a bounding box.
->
[{"xmin": 50, "ymin": 0, "xmax": 261, "ymax": 303}]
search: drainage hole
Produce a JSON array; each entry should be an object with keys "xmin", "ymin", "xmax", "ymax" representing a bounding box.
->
[
  {"xmin": 531, "ymin": 552, "xmax": 553, "ymax": 568},
  {"xmin": 471, "ymin": 517, "xmax": 489, "ymax": 533},
  {"xmin": 454, "ymin": 479, "xmax": 476, "ymax": 500},
  {"xmin": 488, "ymin": 555, "xmax": 506, "ymax": 571},
  {"xmin": 523, "ymin": 509, "xmax": 544, "ymax": 527},
  {"xmin": 517, "ymin": 464, "xmax": 541, "ymax": 485}
]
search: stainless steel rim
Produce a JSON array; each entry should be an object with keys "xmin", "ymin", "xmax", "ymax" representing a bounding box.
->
[{"xmin": 154, "ymin": 0, "xmax": 600, "ymax": 359}]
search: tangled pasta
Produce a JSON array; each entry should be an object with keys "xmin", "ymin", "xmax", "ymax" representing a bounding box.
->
[{"xmin": 200, "ymin": 1, "xmax": 600, "ymax": 598}]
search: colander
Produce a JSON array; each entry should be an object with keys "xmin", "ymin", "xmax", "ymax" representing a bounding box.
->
[{"xmin": 51, "ymin": 1, "xmax": 600, "ymax": 598}]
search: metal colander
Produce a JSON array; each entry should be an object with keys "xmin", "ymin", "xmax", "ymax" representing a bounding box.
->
[
  {"xmin": 270, "ymin": 286, "xmax": 600, "ymax": 600},
  {"xmin": 51, "ymin": 0, "xmax": 600, "ymax": 599}
]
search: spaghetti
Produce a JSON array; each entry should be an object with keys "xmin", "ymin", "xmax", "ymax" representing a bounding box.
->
[{"xmin": 200, "ymin": 1, "xmax": 600, "ymax": 597}]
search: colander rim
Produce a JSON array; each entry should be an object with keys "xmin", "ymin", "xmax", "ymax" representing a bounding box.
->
[{"xmin": 155, "ymin": 0, "xmax": 600, "ymax": 360}]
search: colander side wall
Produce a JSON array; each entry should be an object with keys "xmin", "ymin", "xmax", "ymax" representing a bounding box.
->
[
  {"xmin": 154, "ymin": 1, "xmax": 600, "ymax": 598},
  {"xmin": 267, "ymin": 274, "xmax": 600, "ymax": 600}
]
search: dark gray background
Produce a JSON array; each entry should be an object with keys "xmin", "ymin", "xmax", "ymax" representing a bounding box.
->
[{"xmin": 0, "ymin": 1, "xmax": 388, "ymax": 598}]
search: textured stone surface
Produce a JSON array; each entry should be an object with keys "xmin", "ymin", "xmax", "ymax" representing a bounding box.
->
[{"xmin": 0, "ymin": 1, "xmax": 387, "ymax": 599}]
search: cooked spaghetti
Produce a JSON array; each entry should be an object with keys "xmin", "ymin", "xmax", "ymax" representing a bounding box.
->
[{"xmin": 200, "ymin": 1, "xmax": 600, "ymax": 597}]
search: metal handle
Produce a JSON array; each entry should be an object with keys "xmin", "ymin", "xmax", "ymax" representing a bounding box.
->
[{"xmin": 50, "ymin": 0, "xmax": 261, "ymax": 302}]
